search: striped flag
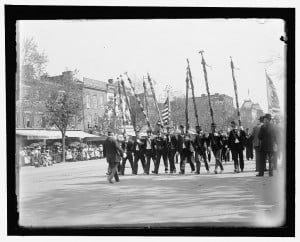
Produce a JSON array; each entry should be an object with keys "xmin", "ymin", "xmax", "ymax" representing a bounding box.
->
[
  {"xmin": 157, "ymin": 97, "xmax": 170, "ymax": 126},
  {"xmin": 266, "ymin": 72, "xmax": 280, "ymax": 115}
]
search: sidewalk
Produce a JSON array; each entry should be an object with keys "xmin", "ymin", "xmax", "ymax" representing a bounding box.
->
[{"xmin": 18, "ymin": 158, "xmax": 285, "ymax": 227}]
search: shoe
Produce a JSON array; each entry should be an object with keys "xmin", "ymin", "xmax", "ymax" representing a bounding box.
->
[
  {"xmin": 151, "ymin": 171, "xmax": 155, "ymax": 173},
  {"xmin": 195, "ymin": 171, "xmax": 200, "ymax": 175},
  {"xmin": 170, "ymin": 171, "xmax": 173, "ymax": 174},
  {"xmin": 234, "ymin": 169, "xmax": 237, "ymax": 173},
  {"xmin": 241, "ymin": 169, "xmax": 243, "ymax": 172},
  {"xmin": 214, "ymin": 170, "xmax": 218, "ymax": 174},
  {"xmin": 107, "ymin": 177, "xmax": 113, "ymax": 183},
  {"xmin": 165, "ymin": 170, "xmax": 168, "ymax": 174},
  {"xmin": 115, "ymin": 179, "xmax": 120, "ymax": 182}
]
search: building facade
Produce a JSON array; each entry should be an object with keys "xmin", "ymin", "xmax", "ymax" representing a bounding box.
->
[
  {"xmin": 16, "ymin": 71, "xmax": 83, "ymax": 130},
  {"xmin": 170, "ymin": 93, "xmax": 236, "ymax": 132},
  {"xmin": 240, "ymin": 99, "xmax": 264, "ymax": 130},
  {"xmin": 82, "ymin": 77, "xmax": 107, "ymax": 132}
]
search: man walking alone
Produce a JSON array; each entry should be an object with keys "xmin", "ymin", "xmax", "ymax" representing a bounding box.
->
[{"xmin": 103, "ymin": 130, "xmax": 125, "ymax": 183}]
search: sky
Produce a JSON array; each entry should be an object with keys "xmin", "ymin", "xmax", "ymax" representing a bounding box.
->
[{"xmin": 18, "ymin": 19, "xmax": 285, "ymax": 112}]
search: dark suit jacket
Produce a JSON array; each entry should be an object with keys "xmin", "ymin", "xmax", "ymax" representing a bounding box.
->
[
  {"xmin": 258, "ymin": 123, "xmax": 277, "ymax": 152},
  {"xmin": 193, "ymin": 133, "xmax": 206, "ymax": 151},
  {"xmin": 208, "ymin": 133, "xmax": 223, "ymax": 151},
  {"xmin": 121, "ymin": 140, "xmax": 134, "ymax": 153},
  {"xmin": 143, "ymin": 137, "xmax": 156, "ymax": 153},
  {"xmin": 228, "ymin": 129, "xmax": 246, "ymax": 151},
  {"xmin": 165, "ymin": 134, "xmax": 178, "ymax": 151},
  {"xmin": 133, "ymin": 139, "xmax": 145, "ymax": 154},
  {"xmin": 103, "ymin": 136, "xmax": 124, "ymax": 163},
  {"xmin": 154, "ymin": 136, "xmax": 168, "ymax": 153}
]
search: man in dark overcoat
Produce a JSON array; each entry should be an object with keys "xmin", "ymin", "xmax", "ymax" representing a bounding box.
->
[
  {"xmin": 228, "ymin": 121, "xmax": 246, "ymax": 172},
  {"xmin": 103, "ymin": 131, "xmax": 125, "ymax": 183},
  {"xmin": 257, "ymin": 114, "xmax": 277, "ymax": 176}
]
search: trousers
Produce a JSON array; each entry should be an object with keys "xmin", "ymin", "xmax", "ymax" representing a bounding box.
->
[
  {"xmin": 108, "ymin": 162, "xmax": 120, "ymax": 182},
  {"xmin": 120, "ymin": 153, "xmax": 134, "ymax": 175},
  {"xmin": 168, "ymin": 149, "xmax": 177, "ymax": 172},
  {"xmin": 231, "ymin": 148, "xmax": 244, "ymax": 171},
  {"xmin": 154, "ymin": 150, "xmax": 168, "ymax": 173},
  {"xmin": 195, "ymin": 149, "xmax": 210, "ymax": 172},
  {"xmin": 133, "ymin": 152, "xmax": 146, "ymax": 174},
  {"xmin": 212, "ymin": 149, "xmax": 224, "ymax": 171},
  {"xmin": 180, "ymin": 150, "xmax": 195, "ymax": 174},
  {"xmin": 145, "ymin": 150, "xmax": 156, "ymax": 174}
]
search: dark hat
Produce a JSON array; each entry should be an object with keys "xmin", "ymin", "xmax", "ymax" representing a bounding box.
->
[
  {"xmin": 211, "ymin": 123, "xmax": 216, "ymax": 127},
  {"xmin": 259, "ymin": 116, "xmax": 264, "ymax": 122},
  {"xmin": 195, "ymin": 125, "xmax": 201, "ymax": 129},
  {"xmin": 264, "ymin": 113, "xmax": 272, "ymax": 120},
  {"xmin": 179, "ymin": 125, "xmax": 184, "ymax": 129},
  {"xmin": 146, "ymin": 129, "xmax": 152, "ymax": 133},
  {"xmin": 231, "ymin": 121, "xmax": 236, "ymax": 125}
]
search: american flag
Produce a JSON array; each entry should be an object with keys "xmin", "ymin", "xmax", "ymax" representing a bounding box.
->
[{"xmin": 157, "ymin": 97, "xmax": 170, "ymax": 126}]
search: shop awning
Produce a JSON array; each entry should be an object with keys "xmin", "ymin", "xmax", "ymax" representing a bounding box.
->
[{"xmin": 16, "ymin": 129, "xmax": 100, "ymax": 140}]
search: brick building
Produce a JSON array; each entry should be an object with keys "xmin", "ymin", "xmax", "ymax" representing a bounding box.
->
[
  {"xmin": 82, "ymin": 77, "xmax": 107, "ymax": 132},
  {"xmin": 16, "ymin": 70, "xmax": 83, "ymax": 130}
]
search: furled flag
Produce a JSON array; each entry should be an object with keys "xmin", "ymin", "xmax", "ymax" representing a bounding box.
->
[
  {"xmin": 157, "ymin": 96, "xmax": 170, "ymax": 126},
  {"xmin": 266, "ymin": 71, "xmax": 281, "ymax": 115}
]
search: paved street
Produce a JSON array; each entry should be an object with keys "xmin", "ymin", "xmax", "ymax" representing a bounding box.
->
[{"xmin": 18, "ymin": 158, "xmax": 285, "ymax": 227}]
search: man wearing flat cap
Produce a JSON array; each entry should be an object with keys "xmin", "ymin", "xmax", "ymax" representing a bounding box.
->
[{"xmin": 257, "ymin": 114, "xmax": 277, "ymax": 176}]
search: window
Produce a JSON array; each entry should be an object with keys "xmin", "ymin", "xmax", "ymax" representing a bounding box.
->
[
  {"xmin": 94, "ymin": 113, "xmax": 98, "ymax": 127},
  {"xmin": 99, "ymin": 95, "xmax": 104, "ymax": 107},
  {"xmin": 87, "ymin": 115, "xmax": 92, "ymax": 128},
  {"xmin": 92, "ymin": 95, "xmax": 97, "ymax": 109},
  {"xmin": 86, "ymin": 94, "xmax": 90, "ymax": 108}
]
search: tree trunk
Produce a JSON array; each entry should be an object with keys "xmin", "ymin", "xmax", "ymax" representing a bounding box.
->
[{"xmin": 62, "ymin": 133, "xmax": 66, "ymax": 162}]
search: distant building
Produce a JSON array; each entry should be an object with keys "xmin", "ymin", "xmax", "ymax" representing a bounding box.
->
[
  {"xmin": 82, "ymin": 77, "xmax": 107, "ymax": 132},
  {"xmin": 240, "ymin": 99, "xmax": 264, "ymax": 129},
  {"xmin": 170, "ymin": 93, "xmax": 236, "ymax": 132},
  {"xmin": 16, "ymin": 71, "xmax": 83, "ymax": 130}
]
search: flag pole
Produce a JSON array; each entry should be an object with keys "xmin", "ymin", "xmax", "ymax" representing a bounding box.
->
[
  {"xmin": 143, "ymin": 77, "xmax": 150, "ymax": 119},
  {"xmin": 124, "ymin": 72, "xmax": 152, "ymax": 131},
  {"xmin": 117, "ymin": 78, "xmax": 126, "ymax": 135},
  {"xmin": 120, "ymin": 75, "xmax": 136, "ymax": 133},
  {"xmin": 199, "ymin": 51, "xmax": 215, "ymax": 124},
  {"xmin": 187, "ymin": 58, "xmax": 200, "ymax": 127},
  {"xmin": 147, "ymin": 73, "xmax": 164, "ymax": 129},
  {"xmin": 185, "ymin": 68, "xmax": 189, "ymax": 133},
  {"xmin": 230, "ymin": 56, "xmax": 241, "ymax": 126}
]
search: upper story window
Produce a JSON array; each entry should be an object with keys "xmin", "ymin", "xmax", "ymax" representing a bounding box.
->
[
  {"xmin": 92, "ymin": 95, "xmax": 97, "ymax": 109},
  {"xmin": 86, "ymin": 94, "xmax": 90, "ymax": 108},
  {"xmin": 99, "ymin": 95, "xmax": 104, "ymax": 107}
]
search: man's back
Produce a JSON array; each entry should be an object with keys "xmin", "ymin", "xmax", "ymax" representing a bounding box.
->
[{"xmin": 104, "ymin": 136, "xmax": 123, "ymax": 162}]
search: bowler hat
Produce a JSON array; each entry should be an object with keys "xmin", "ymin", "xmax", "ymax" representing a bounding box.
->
[
  {"xmin": 179, "ymin": 125, "xmax": 184, "ymax": 129},
  {"xmin": 211, "ymin": 123, "xmax": 216, "ymax": 127},
  {"xmin": 231, "ymin": 121, "xmax": 236, "ymax": 125},
  {"xmin": 264, "ymin": 113, "xmax": 272, "ymax": 120},
  {"xmin": 259, "ymin": 116, "xmax": 264, "ymax": 122}
]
